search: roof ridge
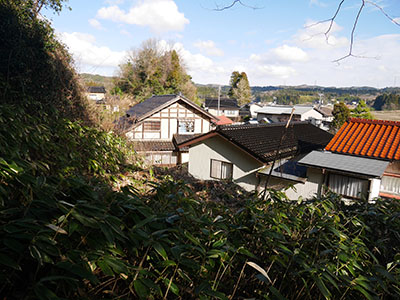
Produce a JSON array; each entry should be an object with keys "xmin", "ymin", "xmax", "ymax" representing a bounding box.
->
[
  {"xmin": 217, "ymin": 121, "xmax": 308, "ymax": 131},
  {"xmin": 350, "ymin": 117, "xmax": 400, "ymax": 126}
]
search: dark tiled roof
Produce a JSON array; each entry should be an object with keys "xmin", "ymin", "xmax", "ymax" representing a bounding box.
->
[
  {"xmin": 173, "ymin": 134, "xmax": 202, "ymax": 151},
  {"xmin": 204, "ymin": 98, "xmax": 239, "ymax": 110},
  {"xmin": 87, "ymin": 86, "xmax": 106, "ymax": 93},
  {"xmin": 124, "ymin": 94, "xmax": 215, "ymax": 125},
  {"xmin": 126, "ymin": 95, "xmax": 178, "ymax": 120},
  {"xmin": 217, "ymin": 122, "xmax": 333, "ymax": 163},
  {"xmin": 325, "ymin": 118, "xmax": 400, "ymax": 160},
  {"xmin": 133, "ymin": 141, "xmax": 175, "ymax": 152}
]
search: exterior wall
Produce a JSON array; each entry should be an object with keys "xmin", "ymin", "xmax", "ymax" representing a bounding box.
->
[
  {"xmin": 380, "ymin": 161, "xmax": 400, "ymax": 199},
  {"xmin": 139, "ymin": 151, "xmax": 178, "ymax": 166},
  {"xmin": 258, "ymin": 167, "xmax": 323, "ymax": 200},
  {"xmin": 300, "ymin": 167, "xmax": 384, "ymax": 203},
  {"xmin": 180, "ymin": 152, "xmax": 189, "ymax": 164},
  {"xmin": 86, "ymin": 92, "xmax": 105, "ymax": 101},
  {"xmin": 257, "ymin": 113, "xmax": 301, "ymax": 123},
  {"xmin": 369, "ymin": 178, "xmax": 381, "ymax": 201},
  {"xmin": 208, "ymin": 108, "xmax": 239, "ymax": 118},
  {"xmin": 300, "ymin": 110, "xmax": 323, "ymax": 122},
  {"xmin": 127, "ymin": 101, "xmax": 211, "ymax": 141},
  {"xmin": 256, "ymin": 110, "xmax": 323, "ymax": 124},
  {"xmin": 250, "ymin": 104, "xmax": 262, "ymax": 118},
  {"xmin": 188, "ymin": 136, "xmax": 262, "ymax": 191}
]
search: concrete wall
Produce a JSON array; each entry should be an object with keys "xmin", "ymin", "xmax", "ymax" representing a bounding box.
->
[{"xmin": 188, "ymin": 135, "xmax": 262, "ymax": 191}]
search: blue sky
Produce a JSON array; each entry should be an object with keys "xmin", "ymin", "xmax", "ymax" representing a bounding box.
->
[{"xmin": 45, "ymin": 0, "xmax": 400, "ymax": 87}]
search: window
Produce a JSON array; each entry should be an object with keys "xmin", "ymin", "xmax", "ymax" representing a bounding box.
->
[
  {"xmin": 143, "ymin": 121, "xmax": 160, "ymax": 131},
  {"xmin": 210, "ymin": 159, "xmax": 233, "ymax": 180},
  {"xmin": 224, "ymin": 110, "xmax": 237, "ymax": 116},
  {"xmin": 328, "ymin": 173, "xmax": 369, "ymax": 199},
  {"xmin": 381, "ymin": 175, "xmax": 400, "ymax": 196},
  {"xmin": 178, "ymin": 120, "xmax": 194, "ymax": 134}
]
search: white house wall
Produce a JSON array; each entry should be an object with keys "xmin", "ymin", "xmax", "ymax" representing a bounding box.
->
[
  {"xmin": 126, "ymin": 101, "xmax": 211, "ymax": 141},
  {"xmin": 188, "ymin": 136, "xmax": 262, "ymax": 191},
  {"xmin": 301, "ymin": 110, "xmax": 323, "ymax": 121}
]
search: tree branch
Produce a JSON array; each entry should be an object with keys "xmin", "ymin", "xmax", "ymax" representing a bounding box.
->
[
  {"xmin": 332, "ymin": 0, "xmax": 365, "ymax": 63},
  {"xmin": 213, "ymin": 0, "xmax": 262, "ymax": 11}
]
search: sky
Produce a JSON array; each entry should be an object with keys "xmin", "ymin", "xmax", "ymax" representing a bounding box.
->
[{"xmin": 44, "ymin": 0, "xmax": 400, "ymax": 88}]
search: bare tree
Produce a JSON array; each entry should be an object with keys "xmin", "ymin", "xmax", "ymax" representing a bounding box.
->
[{"xmin": 213, "ymin": 0, "xmax": 400, "ymax": 62}]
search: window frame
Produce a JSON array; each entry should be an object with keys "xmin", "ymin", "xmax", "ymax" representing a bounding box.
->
[
  {"xmin": 143, "ymin": 121, "xmax": 161, "ymax": 131},
  {"xmin": 210, "ymin": 159, "xmax": 233, "ymax": 180},
  {"xmin": 178, "ymin": 119, "xmax": 195, "ymax": 134},
  {"xmin": 327, "ymin": 172, "xmax": 369, "ymax": 200}
]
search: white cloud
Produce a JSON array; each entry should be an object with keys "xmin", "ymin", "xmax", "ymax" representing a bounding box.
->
[
  {"xmin": 58, "ymin": 32, "xmax": 126, "ymax": 75},
  {"xmin": 249, "ymin": 44, "xmax": 308, "ymax": 64},
  {"xmin": 273, "ymin": 45, "xmax": 308, "ymax": 62},
  {"xmin": 97, "ymin": 0, "xmax": 189, "ymax": 33},
  {"xmin": 88, "ymin": 18, "xmax": 103, "ymax": 30},
  {"xmin": 193, "ymin": 40, "xmax": 224, "ymax": 57}
]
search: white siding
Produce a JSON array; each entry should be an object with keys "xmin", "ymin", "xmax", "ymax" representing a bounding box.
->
[
  {"xmin": 194, "ymin": 119, "xmax": 202, "ymax": 133},
  {"xmin": 203, "ymin": 119, "xmax": 210, "ymax": 132},
  {"xmin": 300, "ymin": 109, "xmax": 323, "ymax": 121},
  {"xmin": 161, "ymin": 119, "xmax": 169, "ymax": 139},
  {"xmin": 188, "ymin": 136, "xmax": 262, "ymax": 191},
  {"xmin": 170, "ymin": 119, "xmax": 178, "ymax": 139}
]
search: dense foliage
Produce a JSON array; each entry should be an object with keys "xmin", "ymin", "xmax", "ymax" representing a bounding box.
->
[
  {"xmin": 114, "ymin": 39, "xmax": 197, "ymax": 103},
  {"xmin": 0, "ymin": 0, "xmax": 90, "ymax": 122},
  {"xmin": 331, "ymin": 102, "xmax": 351, "ymax": 131},
  {"xmin": 373, "ymin": 93, "xmax": 400, "ymax": 111},
  {"xmin": 2, "ymin": 160, "xmax": 400, "ymax": 299},
  {"xmin": 351, "ymin": 100, "xmax": 374, "ymax": 119}
]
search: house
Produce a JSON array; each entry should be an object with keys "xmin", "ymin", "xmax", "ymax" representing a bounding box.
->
[
  {"xmin": 256, "ymin": 105, "xmax": 326, "ymax": 128},
  {"xmin": 178, "ymin": 122, "xmax": 333, "ymax": 198},
  {"xmin": 117, "ymin": 94, "xmax": 216, "ymax": 166},
  {"xmin": 86, "ymin": 86, "xmax": 106, "ymax": 102},
  {"xmin": 203, "ymin": 98, "xmax": 240, "ymax": 119},
  {"xmin": 298, "ymin": 118, "xmax": 400, "ymax": 202},
  {"xmin": 314, "ymin": 106, "xmax": 334, "ymax": 131},
  {"xmin": 239, "ymin": 102, "xmax": 263, "ymax": 119}
]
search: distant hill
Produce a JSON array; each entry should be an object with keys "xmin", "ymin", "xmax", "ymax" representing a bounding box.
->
[
  {"xmin": 80, "ymin": 73, "xmax": 400, "ymax": 100},
  {"xmin": 79, "ymin": 73, "xmax": 115, "ymax": 92}
]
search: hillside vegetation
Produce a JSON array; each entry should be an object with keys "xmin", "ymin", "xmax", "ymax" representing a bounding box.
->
[{"xmin": 1, "ymin": 1, "xmax": 400, "ymax": 299}]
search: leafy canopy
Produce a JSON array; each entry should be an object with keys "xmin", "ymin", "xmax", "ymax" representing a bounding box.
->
[{"xmin": 114, "ymin": 39, "xmax": 197, "ymax": 102}]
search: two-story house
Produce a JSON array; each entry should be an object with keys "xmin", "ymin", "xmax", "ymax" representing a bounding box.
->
[
  {"xmin": 118, "ymin": 94, "xmax": 216, "ymax": 166},
  {"xmin": 203, "ymin": 98, "xmax": 240, "ymax": 120}
]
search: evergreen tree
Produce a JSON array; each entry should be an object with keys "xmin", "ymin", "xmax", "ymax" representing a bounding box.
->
[
  {"xmin": 331, "ymin": 102, "xmax": 351, "ymax": 132},
  {"xmin": 228, "ymin": 71, "xmax": 252, "ymax": 105},
  {"xmin": 351, "ymin": 100, "xmax": 373, "ymax": 119},
  {"xmin": 114, "ymin": 40, "xmax": 197, "ymax": 102}
]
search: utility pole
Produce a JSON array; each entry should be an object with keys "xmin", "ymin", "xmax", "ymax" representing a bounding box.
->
[{"xmin": 217, "ymin": 85, "xmax": 221, "ymax": 116}]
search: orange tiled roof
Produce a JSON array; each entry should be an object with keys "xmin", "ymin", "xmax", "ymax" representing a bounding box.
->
[
  {"xmin": 213, "ymin": 114, "xmax": 233, "ymax": 125},
  {"xmin": 325, "ymin": 118, "xmax": 400, "ymax": 160}
]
